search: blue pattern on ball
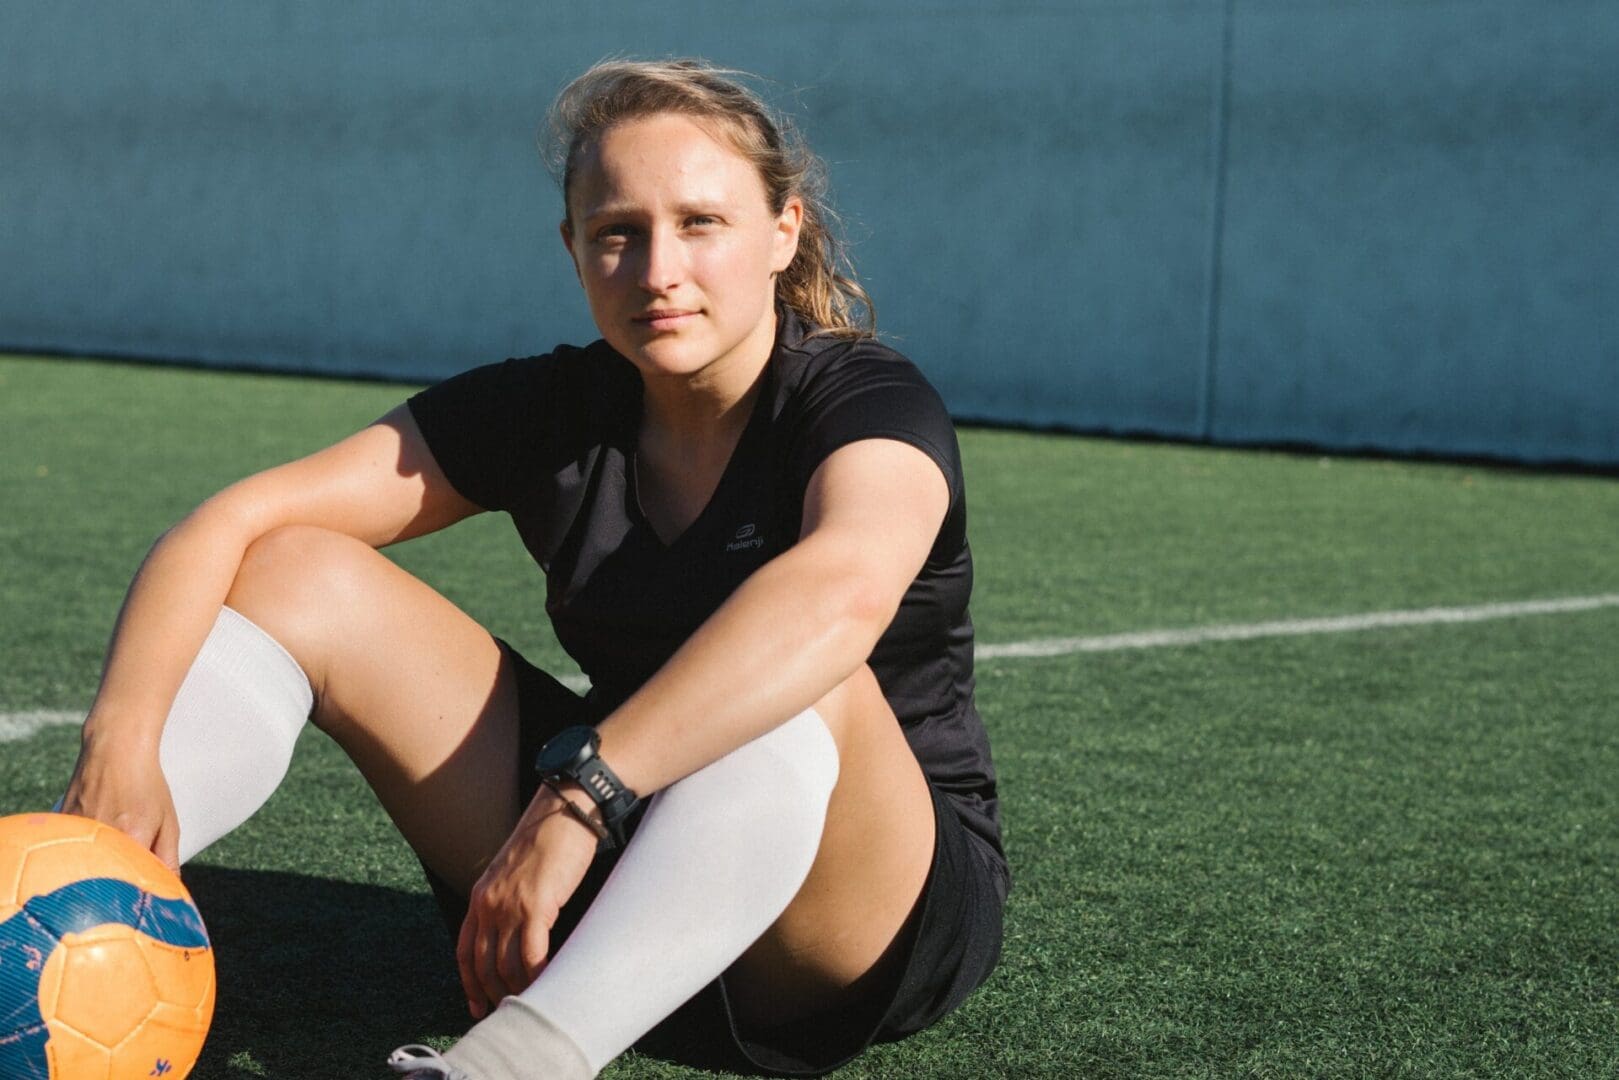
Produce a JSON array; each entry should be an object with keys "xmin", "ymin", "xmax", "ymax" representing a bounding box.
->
[{"xmin": 0, "ymin": 879, "xmax": 210, "ymax": 1079}]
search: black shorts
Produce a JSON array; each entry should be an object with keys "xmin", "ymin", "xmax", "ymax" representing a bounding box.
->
[{"xmin": 424, "ymin": 644, "xmax": 1006, "ymax": 1077}]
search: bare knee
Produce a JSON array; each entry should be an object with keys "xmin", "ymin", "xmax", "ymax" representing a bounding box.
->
[{"xmin": 225, "ymin": 525, "xmax": 376, "ymax": 682}]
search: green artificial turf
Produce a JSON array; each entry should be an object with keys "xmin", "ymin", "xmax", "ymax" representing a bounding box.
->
[{"xmin": 3, "ymin": 354, "xmax": 1617, "ymax": 1077}]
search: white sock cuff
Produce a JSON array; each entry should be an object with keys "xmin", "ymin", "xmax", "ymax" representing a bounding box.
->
[
  {"xmin": 445, "ymin": 998, "xmax": 593, "ymax": 1080},
  {"xmin": 207, "ymin": 605, "xmax": 314, "ymax": 725},
  {"xmin": 749, "ymin": 706, "xmax": 840, "ymax": 796},
  {"xmin": 159, "ymin": 606, "xmax": 313, "ymax": 864},
  {"xmin": 646, "ymin": 706, "xmax": 840, "ymax": 850}
]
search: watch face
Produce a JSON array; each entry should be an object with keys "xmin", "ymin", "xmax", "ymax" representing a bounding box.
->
[{"xmin": 538, "ymin": 725, "xmax": 597, "ymax": 773}]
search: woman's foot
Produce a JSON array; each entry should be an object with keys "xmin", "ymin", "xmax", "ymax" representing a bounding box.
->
[
  {"xmin": 386, "ymin": 1044, "xmax": 472, "ymax": 1079},
  {"xmin": 386, "ymin": 1000, "xmax": 593, "ymax": 1080}
]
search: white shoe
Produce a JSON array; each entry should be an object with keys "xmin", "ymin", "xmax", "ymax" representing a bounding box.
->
[{"xmin": 387, "ymin": 1044, "xmax": 473, "ymax": 1079}]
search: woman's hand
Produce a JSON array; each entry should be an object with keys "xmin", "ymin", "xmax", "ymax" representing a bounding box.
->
[
  {"xmin": 456, "ymin": 785, "xmax": 601, "ymax": 1018},
  {"xmin": 59, "ymin": 725, "xmax": 183, "ymax": 871},
  {"xmin": 65, "ymin": 409, "xmax": 480, "ymax": 870}
]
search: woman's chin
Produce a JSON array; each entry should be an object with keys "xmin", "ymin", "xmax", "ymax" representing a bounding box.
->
[{"xmin": 619, "ymin": 336, "xmax": 724, "ymax": 381}]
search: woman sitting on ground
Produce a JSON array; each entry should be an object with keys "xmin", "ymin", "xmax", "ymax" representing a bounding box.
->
[{"xmin": 61, "ymin": 58, "xmax": 1008, "ymax": 1079}]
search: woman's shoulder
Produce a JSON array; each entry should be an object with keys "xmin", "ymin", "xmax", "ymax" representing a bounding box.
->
[
  {"xmin": 775, "ymin": 315, "xmax": 942, "ymax": 406},
  {"xmin": 425, "ymin": 340, "xmax": 637, "ymax": 410},
  {"xmin": 776, "ymin": 334, "xmax": 949, "ymax": 426},
  {"xmin": 409, "ymin": 340, "xmax": 638, "ymax": 456},
  {"xmin": 768, "ymin": 314, "xmax": 963, "ymax": 496},
  {"xmin": 778, "ymin": 307, "xmax": 912, "ymax": 365},
  {"xmin": 507, "ymin": 338, "xmax": 634, "ymax": 385}
]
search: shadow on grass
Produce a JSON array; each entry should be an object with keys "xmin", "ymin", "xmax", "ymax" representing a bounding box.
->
[
  {"xmin": 181, "ymin": 865, "xmax": 747, "ymax": 1078},
  {"xmin": 183, "ymin": 865, "xmax": 467, "ymax": 1078}
]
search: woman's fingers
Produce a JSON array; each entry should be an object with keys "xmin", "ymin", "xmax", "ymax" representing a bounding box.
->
[
  {"xmin": 459, "ymin": 867, "xmax": 530, "ymax": 1018},
  {"xmin": 451, "ymin": 799, "xmax": 595, "ymax": 1018},
  {"xmin": 520, "ymin": 921, "xmax": 551, "ymax": 986},
  {"xmin": 495, "ymin": 924, "xmax": 527, "ymax": 997},
  {"xmin": 460, "ymin": 911, "xmax": 542, "ymax": 1018},
  {"xmin": 475, "ymin": 918, "xmax": 509, "ymax": 1015},
  {"xmin": 153, "ymin": 811, "xmax": 182, "ymax": 873},
  {"xmin": 467, "ymin": 881, "xmax": 519, "ymax": 1016},
  {"xmin": 455, "ymin": 906, "xmax": 488, "ymax": 1018},
  {"xmin": 60, "ymin": 748, "xmax": 179, "ymax": 865}
]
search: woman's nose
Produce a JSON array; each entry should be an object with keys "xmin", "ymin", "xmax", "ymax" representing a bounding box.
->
[{"xmin": 638, "ymin": 226, "xmax": 686, "ymax": 294}]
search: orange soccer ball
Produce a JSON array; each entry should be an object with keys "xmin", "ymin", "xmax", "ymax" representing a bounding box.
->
[{"xmin": 0, "ymin": 813, "xmax": 215, "ymax": 1080}]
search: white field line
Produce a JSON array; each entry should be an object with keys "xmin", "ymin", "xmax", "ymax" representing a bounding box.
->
[
  {"xmin": 0, "ymin": 709, "xmax": 85, "ymax": 741},
  {"xmin": 977, "ymin": 593, "xmax": 1619, "ymax": 660},
  {"xmin": 4, "ymin": 594, "xmax": 1616, "ymax": 742},
  {"xmin": 0, "ymin": 676, "xmax": 596, "ymax": 743}
]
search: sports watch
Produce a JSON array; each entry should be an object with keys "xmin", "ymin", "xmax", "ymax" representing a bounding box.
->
[{"xmin": 534, "ymin": 725, "xmax": 640, "ymax": 849}]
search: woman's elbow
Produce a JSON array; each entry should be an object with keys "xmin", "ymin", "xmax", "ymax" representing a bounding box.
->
[
  {"xmin": 164, "ymin": 487, "xmax": 263, "ymax": 552},
  {"xmin": 820, "ymin": 565, "xmax": 903, "ymax": 647}
]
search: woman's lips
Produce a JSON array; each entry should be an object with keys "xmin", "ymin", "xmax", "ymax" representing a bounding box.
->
[{"xmin": 635, "ymin": 309, "xmax": 699, "ymax": 332}]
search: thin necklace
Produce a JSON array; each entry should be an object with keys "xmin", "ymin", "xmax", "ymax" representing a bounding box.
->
[{"xmin": 631, "ymin": 447, "xmax": 647, "ymax": 520}]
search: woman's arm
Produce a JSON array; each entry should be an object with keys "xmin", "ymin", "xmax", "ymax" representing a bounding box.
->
[
  {"xmin": 458, "ymin": 435, "xmax": 951, "ymax": 1007},
  {"xmin": 596, "ymin": 435, "xmax": 951, "ymax": 795},
  {"xmin": 63, "ymin": 406, "xmax": 479, "ymax": 865}
]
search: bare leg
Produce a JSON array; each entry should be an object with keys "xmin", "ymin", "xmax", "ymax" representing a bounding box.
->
[
  {"xmin": 728, "ymin": 664, "xmax": 937, "ymax": 1026},
  {"xmin": 470, "ymin": 664, "xmax": 934, "ymax": 1078},
  {"xmin": 223, "ymin": 524, "xmax": 524, "ymax": 894},
  {"xmin": 225, "ymin": 525, "xmax": 937, "ymax": 1054}
]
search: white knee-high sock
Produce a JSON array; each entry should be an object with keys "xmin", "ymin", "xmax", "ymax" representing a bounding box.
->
[
  {"xmin": 155, "ymin": 606, "xmax": 312, "ymax": 863},
  {"xmin": 443, "ymin": 708, "xmax": 840, "ymax": 1080}
]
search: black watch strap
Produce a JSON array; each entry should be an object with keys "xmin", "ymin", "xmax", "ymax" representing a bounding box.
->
[{"xmin": 536, "ymin": 726, "xmax": 641, "ymax": 849}]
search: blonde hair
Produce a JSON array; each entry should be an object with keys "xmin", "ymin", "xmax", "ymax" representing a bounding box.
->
[{"xmin": 544, "ymin": 58, "xmax": 875, "ymax": 339}]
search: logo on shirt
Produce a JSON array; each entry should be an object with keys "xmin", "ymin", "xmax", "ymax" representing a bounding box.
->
[{"xmin": 725, "ymin": 523, "xmax": 765, "ymax": 552}]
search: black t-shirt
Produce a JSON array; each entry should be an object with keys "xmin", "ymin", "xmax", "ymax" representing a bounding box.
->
[{"xmin": 408, "ymin": 309, "xmax": 1006, "ymax": 880}]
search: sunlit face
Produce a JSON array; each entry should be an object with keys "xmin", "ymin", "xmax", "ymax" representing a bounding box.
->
[{"xmin": 562, "ymin": 113, "xmax": 802, "ymax": 385}]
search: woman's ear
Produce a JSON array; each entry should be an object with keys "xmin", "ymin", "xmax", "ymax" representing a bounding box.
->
[
  {"xmin": 560, "ymin": 219, "xmax": 582, "ymax": 283},
  {"xmin": 772, "ymin": 196, "xmax": 805, "ymax": 274}
]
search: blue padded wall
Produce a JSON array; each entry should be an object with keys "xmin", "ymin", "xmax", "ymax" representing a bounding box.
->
[
  {"xmin": 1212, "ymin": 1, "xmax": 1619, "ymax": 464},
  {"xmin": 2, "ymin": 2, "xmax": 1614, "ymax": 464}
]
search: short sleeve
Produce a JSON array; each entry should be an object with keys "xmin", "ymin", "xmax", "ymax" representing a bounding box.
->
[
  {"xmin": 787, "ymin": 350, "xmax": 964, "ymax": 504},
  {"xmin": 407, "ymin": 348, "xmax": 599, "ymax": 514}
]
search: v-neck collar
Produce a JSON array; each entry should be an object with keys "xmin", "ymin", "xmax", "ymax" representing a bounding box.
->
[
  {"xmin": 627, "ymin": 378, "xmax": 772, "ymax": 549},
  {"xmin": 624, "ymin": 309, "xmax": 796, "ymax": 550}
]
